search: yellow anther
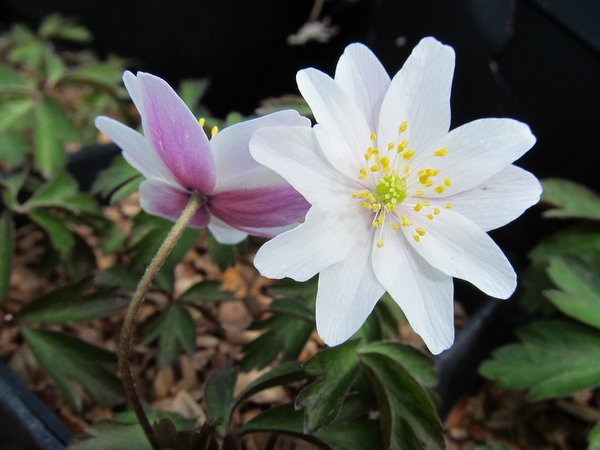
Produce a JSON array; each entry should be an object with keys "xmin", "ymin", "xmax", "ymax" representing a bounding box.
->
[
  {"xmin": 445, "ymin": 203, "xmax": 453, "ymax": 209},
  {"xmin": 397, "ymin": 141, "xmax": 408, "ymax": 153},
  {"xmin": 435, "ymin": 186, "xmax": 446, "ymax": 194},
  {"xmin": 352, "ymin": 192, "xmax": 359, "ymax": 198},
  {"xmin": 419, "ymin": 175, "xmax": 430, "ymax": 185},
  {"xmin": 361, "ymin": 201, "xmax": 369, "ymax": 208},
  {"xmin": 370, "ymin": 133, "xmax": 377, "ymax": 141},
  {"xmin": 388, "ymin": 204, "xmax": 396, "ymax": 211},
  {"xmin": 444, "ymin": 178, "xmax": 452, "ymax": 186},
  {"xmin": 414, "ymin": 203, "xmax": 423, "ymax": 212},
  {"xmin": 370, "ymin": 164, "xmax": 380, "ymax": 172},
  {"xmin": 392, "ymin": 223, "xmax": 399, "ymax": 231},
  {"xmin": 423, "ymin": 200, "xmax": 431, "ymax": 206},
  {"xmin": 403, "ymin": 150, "xmax": 415, "ymax": 160},
  {"xmin": 387, "ymin": 143, "xmax": 395, "ymax": 150},
  {"xmin": 377, "ymin": 240, "xmax": 385, "ymax": 248},
  {"xmin": 372, "ymin": 221, "xmax": 379, "ymax": 228},
  {"xmin": 415, "ymin": 227, "xmax": 426, "ymax": 236},
  {"xmin": 211, "ymin": 126, "xmax": 219, "ymax": 137},
  {"xmin": 434, "ymin": 147, "xmax": 449, "ymax": 157},
  {"xmin": 432, "ymin": 169, "xmax": 440, "ymax": 176},
  {"xmin": 413, "ymin": 235, "xmax": 421, "ymax": 243},
  {"xmin": 401, "ymin": 215, "xmax": 411, "ymax": 227},
  {"xmin": 399, "ymin": 121, "xmax": 408, "ymax": 134},
  {"xmin": 415, "ymin": 190, "xmax": 424, "ymax": 197},
  {"xmin": 368, "ymin": 194, "xmax": 376, "ymax": 203},
  {"xmin": 433, "ymin": 207, "xmax": 441, "ymax": 215},
  {"xmin": 380, "ymin": 156, "xmax": 390, "ymax": 167},
  {"xmin": 404, "ymin": 166, "xmax": 410, "ymax": 174},
  {"xmin": 372, "ymin": 203, "xmax": 381, "ymax": 212},
  {"xmin": 427, "ymin": 214, "xmax": 434, "ymax": 220},
  {"xmin": 199, "ymin": 117, "xmax": 206, "ymax": 127}
]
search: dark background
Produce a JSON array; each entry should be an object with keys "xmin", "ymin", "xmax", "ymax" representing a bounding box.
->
[{"xmin": 1, "ymin": 0, "xmax": 599, "ymax": 272}]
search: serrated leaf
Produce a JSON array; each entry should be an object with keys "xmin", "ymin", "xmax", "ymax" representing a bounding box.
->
[
  {"xmin": 238, "ymin": 404, "xmax": 304, "ymax": 436},
  {"xmin": 29, "ymin": 208, "xmax": 75, "ymax": 260},
  {"xmin": 152, "ymin": 418, "xmax": 219, "ymax": 450},
  {"xmin": 529, "ymin": 225, "xmax": 600, "ymax": 263},
  {"xmin": 360, "ymin": 341, "xmax": 437, "ymax": 388},
  {"xmin": 96, "ymin": 265, "xmax": 140, "ymax": 293},
  {"xmin": 39, "ymin": 14, "xmax": 92, "ymax": 43},
  {"xmin": 60, "ymin": 59, "xmax": 124, "ymax": 91},
  {"xmin": 34, "ymin": 96, "xmax": 80, "ymax": 177},
  {"xmin": 315, "ymin": 420, "xmax": 384, "ymax": 450},
  {"xmin": 268, "ymin": 297, "xmax": 314, "ymax": 321},
  {"xmin": 0, "ymin": 212, "xmax": 14, "ymax": 303},
  {"xmin": 207, "ymin": 234, "xmax": 246, "ymax": 270},
  {"xmin": 255, "ymin": 95, "xmax": 311, "ymax": 117},
  {"xmin": 23, "ymin": 328, "xmax": 122, "ymax": 411},
  {"xmin": 359, "ymin": 352, "xmax": 443, "ymax": 450},
  {"xmin": 204, "ymin": 362, "xmax": 237, "ymax": 435},
  {"xmin": 296, "ymin": 340, "xmax": 361, "ymax": 433},
  {"xmin": 0, "ymin": 65, "xmax": 26, "ymax": 89},
  {"xmin": 69, "ymin": 410, "xmax": 197, "ymax": 450},
  {"xmin": 17, "ymin": 278, "xmax": 127, "ymax": 323},
  {"xmin": 480, "ymin": 320, "xmax": 600, "ymax": 400},
  {"xmin": 234, "ymin": 361, "xmax": 306, "ymax": 407},
  {"xmin": 142, "ymin": 305, "xmax": 196, "ymax": 367},
  {"xmin": 9, "ymin": 39, "xmax": 47, "ymax": 69},
  {"xmin": 545, "ymin": 255, "xmax": 600, "ymax": 328},
  {"xmin": 0, "ymin": 131, "xmax": 29, "ymax": 166},
  {"xmin": 241, "ymin": 313, "xmax": 313, "ymax": 372},
  {"xmin": 110, "ymin": 176, "xmax": 143, "ymax": 203},
  {"xmin": 542, "ymin": 178, "xmax": 600, "ymax": 220},
  {"xmin": 179, "ymin": 280, "xmax": 235, "ymax": 304},
  {"xmin": 0, "ymin": 97, "xmax": 34, "ymax": 134},
  {"xmin": 589, "ymin": 422, "xmax": 600, "ymax": 450},
  {"xmin": 90, "ymin": 155, "xmax": 140, "ymax": 198},
  {"xmin": 519, "ymin": 264, "xmax": 557, "ymax": 315}
]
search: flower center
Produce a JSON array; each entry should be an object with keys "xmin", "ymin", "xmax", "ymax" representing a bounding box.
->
[{"xmin": 352, "ymin": 121, "xmax": 455, "ymax": 248}]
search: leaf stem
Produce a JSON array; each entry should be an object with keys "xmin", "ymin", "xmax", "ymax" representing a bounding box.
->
[{"xmin": 118, "ymin": 190, "xmax": 205, "ymax": 450}]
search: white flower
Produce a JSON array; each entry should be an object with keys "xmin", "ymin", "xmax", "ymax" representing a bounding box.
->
[{"xmin": 249, "ymin": 37, "xmax": 541, "ymax": 354}]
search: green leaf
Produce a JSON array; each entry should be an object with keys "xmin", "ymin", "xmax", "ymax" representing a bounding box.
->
[
  {"xmin": 142, "ymin": 305, "xmax": 196, "ymax": 367},
  {"xmin": 34, "ymin": 96, "xmax": 81, "ymax": 178},
  {"xmin": 545, "ymin": 255, "xmax": 600, "ymax": 329},
  {"xmin": 0, "ymin": 66, "xmax": 26, "ymax": 89},
  {"xmin": 238, "ymin": 404, "xmax": 304, "ymax": 436},
  {"xmin": 473, "ymin": 444, "xmax": 513, "ymax": 450},
  {"xmin": 23, "ymin": 328, "xmax": 122, "ymax": 411},
  {"xmin": 204, "ymin": 362, "xmax": 237, "ymax": 435},
  {"xmin": 96, "ymin": 265, "xmax": 140, "ymax": 293},
  {"xmin": 359, "ymin": 341, "xmax": 437, "ymax": 388},
  {"xmin": 315, "ymin": 420, "xmax": 384, "ymax": 450},
  {"xmin": 9, "ymin": 39, "xmax": 47, "ymax": 70},
  {"xmin": 480, "ymin": 320, "xmax": 600, "ymax": 400},
  {"xmin": 17, "ymin": 279, "xmax": 128, "ymax": 323},
  {"xmin": 255, "ymin": 95, "xmax": 312, "ymax": 117},
  {"xmin": 29, "ymin": 208, "xmax": 75, "ymax": 260},
  {"xmin": 0, "ymin": 212, "xmax": 14, "ymax": 303},
  {"xmin": 60, "ymin": 59, "xmax": 125, "ymax": 91},
  {"xmin": 519, "ymin": 264, "xmax": 557, "ymax": 315},
  {"xmin": 178, "ymin": 79, "xmax": 210, "ymax": 110},
  {"xmin": 589, "ymin": 422, "xmax": 600, "ymax": 450},
  {"xmin": 207, "ymin": 234, "xmax": 246, "ymax": 270},
  {"xmin": 0, "ymin": 97, "xmax": 34, "ymax": 134},
  {"xmin": 542, "ymin": 178, "xmax": 600, "ymax": 220},
  {"xmin": 359, "ymin": 352, "xmax": 443, "ymax": 450},
  {"xmin": 69, "ymin": 410, "xmax": 198, "ymax": 450},
  {"xmin": 90, "ymin": 155, "xmax": 140, "ymax": 199},
  {"xmin": 45, "ymin": 50, "xmax": 67, "ymax": 85},
  {"xmin": 179, "ymin": 280, "xmax": 235, "ymax": 304},
  {"xmin": 27, "ymin": 172, "xmax": 101, "ymax": 216},
  {"xmin": 296, "ymin": 340, "xmax": 361, "ymax": 433},
  {"xmin": 234, "ymin": 361, "xmax": 307, "ymax": 407},
  {"xmin": 152, "ymin": 418, "xmax": 219, "ymax": 450},
  {"xmin": 0, "ymin": 131, "xmax": 29, "ymax": 166},
  {"xmin": 529, "ymin": 225, "xmax": 600, "ymax": 263},
  {"xmin": 268, "ymin": 297, "xmax": 314, "ymax": 321},
  {"xmin": 38, "ymin": 14, "xmax": 92, "ymax": 43}
]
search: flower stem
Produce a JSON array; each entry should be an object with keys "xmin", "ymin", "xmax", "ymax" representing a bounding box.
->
[{"xmin": 118, "ymin": 190, "xmax": 205, "ymax": 450}]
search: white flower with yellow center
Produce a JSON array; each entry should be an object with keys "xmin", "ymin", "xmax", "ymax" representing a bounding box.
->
[{"xmin": 249, "ymin": 37, "xmax": 541, "ymax": 354}]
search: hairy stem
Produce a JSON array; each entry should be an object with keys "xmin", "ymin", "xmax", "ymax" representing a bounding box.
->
[{"xmin": 118, "ymin": 191, "xmax": 205, "ymax": 450}]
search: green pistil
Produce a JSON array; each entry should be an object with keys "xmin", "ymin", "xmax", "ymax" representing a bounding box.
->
[{"xmin": 375, "ymin": 173, "xmax": 407, "ymax": 205}]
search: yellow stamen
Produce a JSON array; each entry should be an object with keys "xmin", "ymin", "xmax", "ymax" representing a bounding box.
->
[
  {"xmin": 434, "ymin": 147, "xmax": 449, "ymax": 157},
  {"xmin": 435, "ymin": 186, "xmax": 446, "ymax": 194},
  {"xmin": 211, "ymin": 126, "xmax": 219, "ymax": 137},
  {"xmin": 392, "ymin": 223, "xmax": 399, "ymax": 230},
  {"xmin": 397, "ymin": 141, "xmax": 408, "ymax": 153},
  {"xmin": 433, "ymin": 207, "xmax": 440, "ymax": 215},
  {"xmin": 370, "ymin": 133, "xmax": 377, "ymax": 141},
  {"xmin": 445, "ymin": 203, "xmax": 453, "ymax": 209},
  {"xmin": 399, "ymin": 121, "xmax": 408, "ymax": 134},
  {"xmin": 377, "ymin": 240, "xmax": 384, "ymax": 248},
  {"xmin": 199, "ymin": 117, "xmax": 206, "ymax": 127},
  {"xmin": 415, "ymin": 227, "xmax": 426, "ymax": 236},
  {"xmin": 444, "ymin": 178, "xmax": 452, "ymax": 186},
  {"xmin": 414, "ymin": 203, "xmax": 423, "ymax": 212},
  {"xmin": 403, "ymin": 150, "xmax": 415, "ymax": 160},
  {"xmin": 413, "ymin": 235, "xmax": 421, "ymax": 242}
]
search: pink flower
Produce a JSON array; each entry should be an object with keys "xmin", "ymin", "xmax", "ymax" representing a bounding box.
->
[{"xmin": 96, "ymin": 72, "xmax": 310, "ymax": 243}]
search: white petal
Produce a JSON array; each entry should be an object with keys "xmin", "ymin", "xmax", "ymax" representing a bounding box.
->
[
  {"xmin": 418, "ymin": 118, "xmax": 536, "ymax": 197},
  {"xmin": 402, "ymin": 207, "xmax": 516, "ymax": 299},
  {"xmin": 296, "ymin": 68, "xmax": 371, "ymax": 179},
  {"xmin": 445, "ymin": 165, "xmax": 542, "ymax": 231},
  {"xmin": 123, "ymin": 71, "xmax": 144, "ymax": 113},
  {"xmin": 334, "ymin": 43, "xmax": 391, "ymax": 131},
  {"xmin": 211, "ymin": 110, "xmax": 311, "ymax": 193},
  {"xmin": 316, "ymin": 226, "xmax": 385, "ymax": 346},
  {"xmin": 94, "ymin": 116, "xmax": 177, "ymax": 185},
  {"xmin": 253, "ymin": 207, "xmax": 358, "ymax": 282},
  {"xmin": 377, "ymin": 37, "xmax": 454, "ymax": 154},
  {"xmin": 250, "ymin": 126, "xmax": 357, "ymax": 210},
  {"xmin": 372, "ymin": 226, "xmax": 454, "ymax": 354},
  {"xmin": 208, "ymin": 216, "xmax": 248, "ymax": 245}
]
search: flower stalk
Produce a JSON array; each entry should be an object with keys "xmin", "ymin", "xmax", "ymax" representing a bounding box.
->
[{"xmin": 118, "ymin": 190, "xmax": 205, "ymax": 450}]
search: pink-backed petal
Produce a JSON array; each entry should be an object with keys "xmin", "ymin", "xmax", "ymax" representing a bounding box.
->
[
  {"xmin": 137, "ymin": 72, "xmax": 216, "ymax": 194},
  {"xmin": 210, "ymin": 110, "xmax": 311, "ymax": 193},
  {"xmin": 208, "ymin": 216, "xmax": 248, "ymax": 244},
  {"xmin": 139, "ymin": 179, "xmax": 210, "ymax": 228},
  {"xmin": 208, "ymin": 185, "xmax": 310, "ymax": 229}
]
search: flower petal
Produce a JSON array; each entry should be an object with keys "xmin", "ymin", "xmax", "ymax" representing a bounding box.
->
[
  {"xmin": 444, "ymin": 165, "xmax": 542, "ymax": 231},
  {"xmin": 208, "ymin": 185, "xmax": 309, "ymax": 229},
  {"xmin": 208, "ymin": 216, "xmax": 248, "ymax": 244},
  {"xmin": 418, "ymin": 118, "xmax": 536, "ymax": 197},
  {"xmin": 250, "ymin": 126, "xmax": 357, "ymax": 209},
  {"xmin": 377, "ymin": 37, "xmax": 455, "ymax": 154},
  {"xmin": 316, "ymin": 227, "xmax": 385, "ymax": 346},
  {"xmin": 95, "ymin": 117, "xmax": 177, "ymax": 185},
  {"xmin": 139, "ymin": 179, "xmax": 210, "ymax": 228},
  {"xmin": 372, "ymin": 226, "xmax": 454, "ymax": 354},
  {"xmin": 137, "ymin": 72, "xmax": 216, "ymax": 193},
  {"xmin": 334, "ymin": 43, "xmax": 391, "ymax": 131},
  {"xmin": 253, "ymin": 207, "xmax": 357, "ymax": 282},
  {"xmin": 402, "ymin": 208, "xmax": 516, "ymax": 299},
  {"xmin": 211, "ymin": 110, "xmax": 310, "ymax": 192},
  {"xmin": 123, "ymin": 71, "xmax": 144, "ymax": 114},
  {"xmin": 296, "ymin": 68, "xmax": 371, "ymax": 179}
]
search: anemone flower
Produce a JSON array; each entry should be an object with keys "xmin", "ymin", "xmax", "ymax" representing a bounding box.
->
[
  {"xmin": 250, "ymin": 37, "xmax": 541, "ymax": 354},
  {"xmin": 95, "ymin": 71, "xmax": 310, "ymax": 244}
]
